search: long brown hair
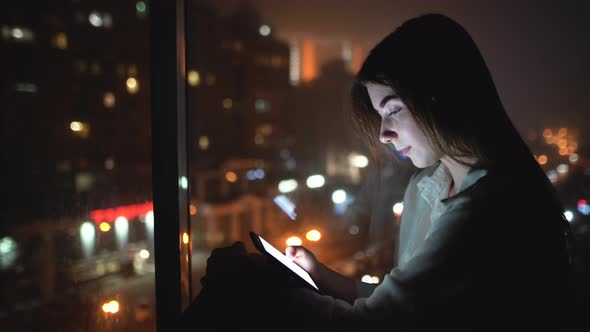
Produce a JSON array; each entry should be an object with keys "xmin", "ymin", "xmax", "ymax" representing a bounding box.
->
[{"xmin": 350, "ymin": 13, "xmax": 567, "ymax": 227}]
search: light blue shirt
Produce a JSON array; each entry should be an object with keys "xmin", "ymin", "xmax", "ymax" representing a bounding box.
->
[
  {"xmin": 396, "ymin": 161, "xmax": 488, "ymax": 267},
  {"xmin": 286, "ymin": 160, "xmax": 492, "ymax": 323}
]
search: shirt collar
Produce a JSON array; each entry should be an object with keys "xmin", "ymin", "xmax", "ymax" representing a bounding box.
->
[{"xmin": 416, "ymin": 161, "xmax": 488, "ymax": 205}]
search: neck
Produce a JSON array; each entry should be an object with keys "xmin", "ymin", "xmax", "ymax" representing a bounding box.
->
[{"xmin": 440, "ymin": 156, "xmax": 476, "ymax": 196}]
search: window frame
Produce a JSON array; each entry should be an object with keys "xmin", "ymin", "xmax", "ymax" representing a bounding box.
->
[{"xmin": 149, "ymin": 0, "xmax": 193, "ymax": 330}]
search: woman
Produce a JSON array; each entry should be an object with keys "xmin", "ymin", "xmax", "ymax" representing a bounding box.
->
[{"xmin": 189, "ymin": 13, "xmax": 572, "ymax": 331}]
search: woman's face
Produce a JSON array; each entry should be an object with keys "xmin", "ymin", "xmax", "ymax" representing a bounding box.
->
[{"xmin": 366, "ymin": 83, "xmax": 441, "ymax": 168}]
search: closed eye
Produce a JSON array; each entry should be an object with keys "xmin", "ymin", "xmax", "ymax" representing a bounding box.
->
[{"xmin": 388, "ymin": 107, "xmax": 403, "ymax": 116}]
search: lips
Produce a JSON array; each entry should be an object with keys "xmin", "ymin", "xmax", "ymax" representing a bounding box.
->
[{"xmin": 398, "ymin": 146, "xmax": 411, "ymax": 156}]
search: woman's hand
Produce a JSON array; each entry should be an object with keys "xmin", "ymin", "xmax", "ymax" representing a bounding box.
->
[
  {"xmin": 285, "ymin": 246, "xmax": 320, "ymax": 278},
  {"xmin": 286, "ymin": 245, "xmax": 359, "ymax": 303}
]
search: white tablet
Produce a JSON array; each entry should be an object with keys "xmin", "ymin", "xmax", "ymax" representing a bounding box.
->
[{"xmin": 249, "ymin": 231, "xmax": 319, "ymax": 292}]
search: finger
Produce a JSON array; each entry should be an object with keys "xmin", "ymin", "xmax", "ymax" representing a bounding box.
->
[
  {"xmin": 285, "ymin": 246, "xmax": 295, "ymax": 258},
  {"xmin": 287, "ymin": 246, "xmax": 307, "ymax": 260},
  {"xmin": 285, "ymin": 246, "xmax": 303, "ymax": 259}
]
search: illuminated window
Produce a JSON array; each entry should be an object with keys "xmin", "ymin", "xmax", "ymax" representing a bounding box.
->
[
  {"xmin": 289, "ymin": 41, "xmax": 301, "ymax": 86},
  {"xmin": 126, "ymin": 77, "xmax": 139, "ymax": 94},
  {"xmin": 190, "ymin": 204, "xmax": 197, "ymax": 216},
  {"xmin": 89, "ymin": 11, "xmax": 113, "ymax": 28},
  {"xmin": 225, "ymin": 171, "xmax": 238, "ymax": 183},
  {"xmin": 104, "ymin": 157, "xmax": 115, "ymax": 170},
  {"xmin": 301, "ymin": 40, "xmax": 318, "ymax": 82},
  {"xmin": 52, "ymin": 32, "xmax": 68, "ymax": 49},
  {"xmin": 198, "ymin": 136, "xmax": 209, "ymax": 150},
  {"xmin": 103, "ymin": 92, "xmax": 116, "ymax": 108},
  {"xmin": 187, "ymin": 70, "xmax": 200, "ymax": 86},
  {"xmin": 15, "ymin": 83, "xmax": 37, "ymax": 93},
  {"xmin": 1, "ymin": 25, "xmax": 34, "ymax": 42},
  {"xmin": 75, "ymin": 172, "xmax": 95, "ymax": 192},
  {"xmin": 136, "ymin": 1, "xmax": 148, "ymax": 17},
  {"xmin": 557, "ymin": 164, "xmax": 569, "ymax": 174},
  {"xmin": 256, "ymin": 124, "xmax": 273, "ymax": 137},
  {"xmin": 537, "ymin": 155, "xmax": 548, "ymax": 165},
  {"xmin": 222, "ymin": 98, "xmax": 233, "ymax": 110},
  {"xmin": 89, "ymin": 11, "xmax": 103, "ymax": 27},
  {"xmin": 70, "ymin": 121, "xmax": 90, "ymax": 138},
  {"xmin": 255, "ymin": 99, "xmax": 271, "ymax": 112},
  {"xmin": 259, "ymin": 24, "xmax": 271, "ymax": 36},
  {"xmin": 254, "ymin": 134, "xmax": 265, "ymax": 145}
]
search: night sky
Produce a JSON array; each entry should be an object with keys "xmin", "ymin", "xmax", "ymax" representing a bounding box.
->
[{"xmin": 203, "ymin": 0, "xmax": 590, "ymax": 147}]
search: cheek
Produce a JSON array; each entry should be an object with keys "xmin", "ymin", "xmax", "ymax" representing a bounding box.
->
[
  {"xmin": 405, "ymin": 124, "xmax": 429, "ymax": 148},
  {"xmin": 405, "ymin": 124, "xmax": 440, "ymax": 162}
]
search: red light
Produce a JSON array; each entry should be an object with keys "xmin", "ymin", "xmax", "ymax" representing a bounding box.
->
[
  {"xmin": 90, "ymin": 201, "xmax": 154, "ymax": 224},
  {"xmin": 90, "ymin": 209, "xmax": 105, "ymax": 222},
  {"xmin": 578, "ymin": 200, "xmax": 587, "ymax": 209}
]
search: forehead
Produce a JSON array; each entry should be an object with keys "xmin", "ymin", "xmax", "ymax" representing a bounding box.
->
[{"xmin": 365, "ymin": 83, "xmax": 399, "ymax": 109}]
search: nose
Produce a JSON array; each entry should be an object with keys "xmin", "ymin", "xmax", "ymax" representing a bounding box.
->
[{"xmin": 380, "ymin": 129, "xmax": 398, "ymax": 144}]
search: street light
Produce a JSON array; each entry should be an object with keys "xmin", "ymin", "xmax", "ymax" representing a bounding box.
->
[
  {"xmin": 393, "ymin": 202, "xmax": 403, "ymax": 217},
  {"xmin": 286, "ymin": 236, "xmax": 302, "ymax": 246},
  {"xmin": 332, "ymin": 190, "xmax": 347, "ymax": 204},
  {"xmin": 349, "ymin": 153, "xmax": 369, "ymax": 168},
  {"xmin": 278, "ymin": 179, "xmax": 298, "ymax": 193},
  {"xmin": 99, "ymin": 222, "xmax": 111, "ymax": 232},
  {"xmin": 102, "ymin": 300, "xmax": 120, "ymax": 314},
  {"xmin": 306, "ymin": 174, "xmax": 325, "ymax": 189},
  {"xmin": 305, "ymin": 230, "xmax": 321, "ymax": 242}
]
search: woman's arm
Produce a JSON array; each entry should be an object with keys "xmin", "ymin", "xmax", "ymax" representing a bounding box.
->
[
  {"xmin": 313, "ymin": 262, "xmax": 359, "ymax": 303},
  {"xmin": 281, "ymin": 207, "xmax": 480, "ymax": 325}
]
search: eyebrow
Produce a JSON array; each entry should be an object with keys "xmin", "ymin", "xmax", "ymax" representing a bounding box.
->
[{"xmin": 379, "ymin": 94, "xmax": 399, "ymax": 108}]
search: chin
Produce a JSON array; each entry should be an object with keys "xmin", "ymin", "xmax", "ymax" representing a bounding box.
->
[{"xmin": 410, "ymin": 156, "xmax": 439, "ymax": 169}]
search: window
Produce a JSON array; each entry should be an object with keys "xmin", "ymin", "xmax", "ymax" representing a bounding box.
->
[
  {"xmin": 1, "ymin": 25, "xmax": 34, "ymax": 42},
  {"xmin": 1, "ymin": 1, "xmax": 154, "ymax": 331},
  {"xmin": 184, "ymin": 0, "xmax": 387, "ymax": 307},
  {"xmin": 4, "ymin": 1, "xmax": 587, "ymax": 330}
]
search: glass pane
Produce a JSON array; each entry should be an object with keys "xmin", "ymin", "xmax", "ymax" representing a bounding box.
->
[
  {"xmin": 184, "ymin": 1, "xmax": 416, "ymax": 299},
  {"xmin": 1, "ymin": 1, "xmax": 155, "ymax": 331},
  {"xmin": 185, "ymin": 1, "xmax": 590, "ymax": 301}
]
